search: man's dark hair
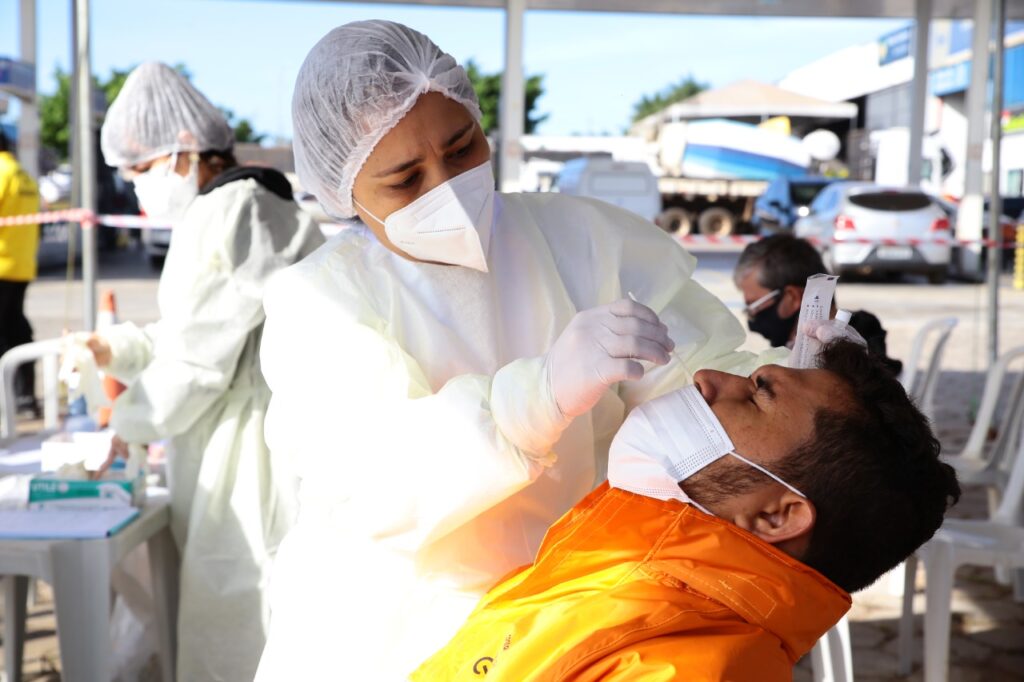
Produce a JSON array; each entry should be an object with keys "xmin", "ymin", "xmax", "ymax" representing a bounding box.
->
[
  {"xmin": 688, "ymin": 340, "xmax": 960, "ymax": 593},
  {"xmin": 736, "ymin": 234, "xmax": 827, "ymax": 291},
  {"xmin": 0, "ymin": 128, "xmax": 10, "ymax": 153}
]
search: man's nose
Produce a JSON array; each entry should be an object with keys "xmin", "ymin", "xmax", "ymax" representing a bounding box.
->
[{"xmin": 693, "ymin": 369, "xmax": 749, "ymax": 405}]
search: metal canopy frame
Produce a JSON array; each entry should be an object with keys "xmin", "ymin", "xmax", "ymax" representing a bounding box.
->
[{"xmin": 12, "ymin": 0, "xmax": 1012, "ymax": 354}]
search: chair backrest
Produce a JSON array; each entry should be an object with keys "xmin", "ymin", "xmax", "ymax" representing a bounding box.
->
[
  {"xmin": 916, "ymin": 319, "xmax": 958, "ymax": 420},
  {"xmin": 991, "ymin": 372, "xmax": 1024, "ymax": 477},
  {"xmin": 899, "ymin": 317, "xmax": 958, "ymax": 401},
  {"xmin": 956, "ymin": 344, "xmax": 1024, "ymax": 463},
  {"xmin": 0, "ymin": 339, "xmax": 63, "ymax": 441},
  {"xmin": 905, "ymin": 317, "xmax": 958, "ymax": 393},
  {"xmin": 993, "ymin": 418, "xmax": 1024, "ymax": 526}
]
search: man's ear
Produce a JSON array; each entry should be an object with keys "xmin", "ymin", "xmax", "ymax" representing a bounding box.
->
[
  {"xmin": 779, "ymin": 285, "xmax": 804, "ymax": 318},
  {"xmin": 740, "ymin": 491, "xmax": 816, "ymax": 557}
]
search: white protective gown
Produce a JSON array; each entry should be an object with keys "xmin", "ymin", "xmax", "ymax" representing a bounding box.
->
[
  {"xmin": 105, "ymin": 171, "xmax": 324, "ymax": 682},
  {"xmin": 256, "ymin": 192, "xmax": 772, "ymax": 680}
]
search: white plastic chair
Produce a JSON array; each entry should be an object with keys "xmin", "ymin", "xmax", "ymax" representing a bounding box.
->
[
  {"xmin": 809, "ymin": 616, "xmax": 853, "ymax": 682},
  {"xmin": 940, "ymin": 345, "xmax": 1024, "ymax": 516},
  {"xmin": 897, "ymin": 421, "xmax": 1024, "ymax": 682},
  {"xmin": 899, "ymin": 318, "xmax": 958, "ymax": 421},
  {"xmin": 896, "ymin": 346, "xmax": 1024, "ymax": 676},
  {"xmin": 0, "ymin": 339, "xmax": 64, "ymax": 442}
]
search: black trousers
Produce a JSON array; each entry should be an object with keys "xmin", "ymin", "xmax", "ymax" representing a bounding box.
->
[{"xmin": 0, "ymin": 279, "xmax": 35, "ymax": 401}]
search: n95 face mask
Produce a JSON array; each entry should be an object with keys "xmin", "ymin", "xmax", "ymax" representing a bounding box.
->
[
  {"xmin": 354, "ymin": 160, "xmax": 495, "ymax": 273},
  {"xmin": 132, "ymin": 152, "xmax": 199, "ymax": 224},
  {"xmin": 608, "ymin": 385, "xmax": 806, "ymax": 515}
]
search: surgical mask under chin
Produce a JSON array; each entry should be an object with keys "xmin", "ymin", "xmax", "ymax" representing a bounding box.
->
[
  {"xmin": 353, "ymin": 160, "xmax": 495, "ymax": 273},
  {"xmin": 748, "ymin": 296, "xmax": 798, "ymax": 348},
  {"xmin": 132, "ymin": 153, "xmax": 199, "ymax": 223},
  {"xmin": 608, "ymin": 385, "xmax": 806, "ymax": 516}
]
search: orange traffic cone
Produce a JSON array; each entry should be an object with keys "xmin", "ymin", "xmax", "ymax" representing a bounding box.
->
[{"xmin": 97, "ymin": 290, "xmax": 126, "ymax": 428}]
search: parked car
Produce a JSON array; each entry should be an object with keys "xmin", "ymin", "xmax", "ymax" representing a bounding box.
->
[
  {"xmin": 555, "ymin": 157, "xmax": 661, "ymax": 223},
  {"xmin": 751, "ymin": 176, "xmax": 833, "ymax": 235},
  {"xmin": 935, "ymin": 196, "xmax": 1019, "ymax": 279},
  {"xmin": 141, "ymin": 222, "xmax": 172, "ymax": 268},
  {"xmin": 794, "ymin": 182, "xmax": 952, "ymax": 284}
]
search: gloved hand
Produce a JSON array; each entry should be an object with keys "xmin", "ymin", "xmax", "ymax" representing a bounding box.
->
[
  {"xmin": 89, "ymin": 434, "xmax": 130, "ymax": 480},
  {"xmin": 85, "ymin": 333, "xmax": 113, "ymax": 367},
  {"xmin": 547, "ymin": 298, "xmax": 674, "ymax": 418},
  {"xmin": 801, "ymin": 317, "xmax": 867, "ymax": 347}
]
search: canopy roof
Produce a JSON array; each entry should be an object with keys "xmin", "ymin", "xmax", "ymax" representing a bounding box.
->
[
  {"xmin": 274, "ymin": 0, "xmax": 1023, "ymax": 20},
  {"xmin": 653, "ymin": 80, "xmax": 859, "ymax": 122}
]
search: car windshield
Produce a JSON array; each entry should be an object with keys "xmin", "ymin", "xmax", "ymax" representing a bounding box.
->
[
  {"xmin": 848, "ymin": 192, "xmax": 932, "ymax": 212},
  {"xmin": 789, "ymin": 182, "xmax": 828, "ymax": 206}
]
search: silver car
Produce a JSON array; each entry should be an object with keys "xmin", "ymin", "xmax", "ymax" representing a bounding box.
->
[{"xmin": 794, "ymin": 182, "xmax": 952, "ymax": 284}]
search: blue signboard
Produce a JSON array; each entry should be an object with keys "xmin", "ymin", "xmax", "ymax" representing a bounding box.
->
[
  {"xmin": 927, "ymin": 44, "xmax": 1024, "ymax": 108},
  {"xmin": 0, "ymin": 57, "xmax": 36, "ymax": 99},
  {"xmin": 1007, "ymin": 43, "xmax": 1024, "ymax": 110},
  {"xmin": 879, "ymin": 26, "xmax": 913, "ymax": 66},
  {"xmin": 949, "ymin": 21, "xmax": 973, "ymax": 56},
  {"xmin": 929, "ymin": 61, "xmax": 971, "ymax": 96}
]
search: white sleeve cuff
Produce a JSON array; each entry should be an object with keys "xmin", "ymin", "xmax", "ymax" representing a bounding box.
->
[{"xmin": 491, "ymin": 355, "xmax": 572, "ymax": 464}]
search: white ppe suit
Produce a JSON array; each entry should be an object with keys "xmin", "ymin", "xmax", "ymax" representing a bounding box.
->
[
  {"xmin": 105, "ymin": 169, "xmax": 324, "ymax": 681},
  {"xmin": 255, "ymin": 192, "xmax": 780, "ymax": 680}
]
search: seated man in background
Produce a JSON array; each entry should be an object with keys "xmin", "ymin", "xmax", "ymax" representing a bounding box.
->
[
  {"xmin": 735, "ymin": 235, "xmax": 903, "ymax": 375},
  {"xmin": 413, "ymin": 340, "xmax": 959, "ymax": 681}
]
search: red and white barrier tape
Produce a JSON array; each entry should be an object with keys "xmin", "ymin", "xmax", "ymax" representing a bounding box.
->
[
  {"xmin": 0, "ymin": 208, "xmax": 1020, "ymax": 247},
  {"xmin": 0, "ymin": 209, "xmax": 169, "ymax": 229},
  {"xmin": 675, "ymin": 233, "xmax": 1020, "ymax": 249}
]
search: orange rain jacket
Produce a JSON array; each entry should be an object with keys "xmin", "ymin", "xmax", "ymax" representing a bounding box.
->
[{"xmin": 413, "ymin": 483, "xmax": 851, "ymax": 681}]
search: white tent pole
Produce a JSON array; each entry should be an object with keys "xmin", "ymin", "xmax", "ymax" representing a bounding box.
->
[
  {"xmin": 908, "ymin": 0, "xmax": 931, "ymax": 187},
  {"xmin": 499, "ymin": 0, "xmax": 525, "ymax": 192},
  {"xmin": 73, "ymin": 0, "xmax": 96, "ymax": 330},
  {"xmin": 987, "ymin": 0, "xmax": 1006, "ymax": 364},
  {"xmin": 955, "ymin": 0, "xmax": 993, "ymax": 283},
  {"xmin": 17, "ymin": 0, "xmax": 39, "ymax": 180}
]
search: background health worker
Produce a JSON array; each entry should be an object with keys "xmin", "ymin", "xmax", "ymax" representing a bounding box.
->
[
  {"xmin": 256, "ymin": 20, "xmax": 783, "ymax": 680},
  {"xmin": 90, "ymin": 62, "xmax": 324, "ymax": 681}
]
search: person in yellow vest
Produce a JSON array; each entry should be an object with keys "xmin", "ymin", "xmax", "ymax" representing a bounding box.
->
[{"xmin": 0, "ymin": 128, "xmax": 41, "ymax": 414}]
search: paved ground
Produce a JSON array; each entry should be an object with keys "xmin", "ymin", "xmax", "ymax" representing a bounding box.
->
[{"xmin": 2, "ymin": 243, "xmax": 1023, "ymax": 680}]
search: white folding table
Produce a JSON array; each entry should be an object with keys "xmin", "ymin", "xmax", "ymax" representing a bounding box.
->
[{"xmin": 1, "ymin": 491, "xmax": 178, "ymax": 682}]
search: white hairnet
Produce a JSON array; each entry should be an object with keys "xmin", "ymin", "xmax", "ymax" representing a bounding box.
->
[
  {"xmin": 292, "ymin": 20, "xmax": 482, "ymax": 219},
  {"xmin": 101, "ymin": 62, "xmax": 235, "ymax": 168}
]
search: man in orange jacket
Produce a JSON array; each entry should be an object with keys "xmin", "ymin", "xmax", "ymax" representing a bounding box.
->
[{"xmin": 414, "ymin": 340, "xmax": 960, "ymax": 681}]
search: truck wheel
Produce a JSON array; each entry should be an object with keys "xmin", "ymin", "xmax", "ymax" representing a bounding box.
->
[
  {"xmin": 698, "ymin": 208, "xmax": 736, "ymax": 236},
  {"xmin": 656, "ymin": 207, "xmax": 694, "ymax": 235}
]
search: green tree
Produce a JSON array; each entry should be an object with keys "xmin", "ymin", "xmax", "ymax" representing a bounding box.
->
[
  {"xmin": 631, "ymin": 75, "xmax": 709, "ymax": 123},
  {"xmin": 39, "ymin": 69, "xmax": 73, "ymax": 158},
  {"xmin": 39, "ymin": 64, "xmax": 264, "ymax": 161},
  {"xmin": 219, "ymin": 108, "xmax": 266, "ymax": 145},
  {"xmin": 464, "ymin": 60, "xmax": 548, "ymax": 135}
]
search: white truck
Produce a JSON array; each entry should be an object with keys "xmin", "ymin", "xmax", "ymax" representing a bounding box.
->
[
  {"xmin": 652, "ymin": 119, "xmax": 823, "ymax": 236},
  {"xmin": 554, "ymin": 158, "xmax": 661, "ymax": 223}
]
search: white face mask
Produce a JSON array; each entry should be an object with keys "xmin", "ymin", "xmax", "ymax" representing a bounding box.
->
[
  {"xmin": 608, "ymin": 385, "xmax": 806, "ymax": 515},
  {"xmin": 131, "ymin": 153, "xmax": 199, "ymax": 223},
  {"xmin": 354, "ymin": 160, "xmax": 495, "ymax": 273}
]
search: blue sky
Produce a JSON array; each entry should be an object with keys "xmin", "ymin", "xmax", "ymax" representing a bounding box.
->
[{"xmin": 0, "ymin": 0, "xmax": 906, "ymax": 138}]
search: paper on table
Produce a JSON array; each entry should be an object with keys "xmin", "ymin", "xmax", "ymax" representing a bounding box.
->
[{"xmin": 0, "ymin": 507, "xmax": 140, "ymax": 539}]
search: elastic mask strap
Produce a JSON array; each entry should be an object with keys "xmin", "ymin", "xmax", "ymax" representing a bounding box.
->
[
  {"xmin": 683, "ymin": 495, "xmax": 714, "ymax": 517},
  {"xmin": 727, "ymin": 451, "xmax": 807, "ymax": 498},
  {"xmin": 353, "ymin": 198, "xmax": 385, "ymax": 227}
]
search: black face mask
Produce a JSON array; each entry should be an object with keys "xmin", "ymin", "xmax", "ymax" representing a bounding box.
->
[{"xmin": 748, "ymin": 295, "xmax": 798, "ymax": 347}]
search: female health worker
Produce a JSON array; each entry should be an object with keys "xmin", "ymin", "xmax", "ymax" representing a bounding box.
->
[
  {"xmin": 255, "ymin": 20, "xmax": 778, "ymax": 680},
  {"xmin": 91, "ymin": 62, "xmax": 324, "ymax": 681}
]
